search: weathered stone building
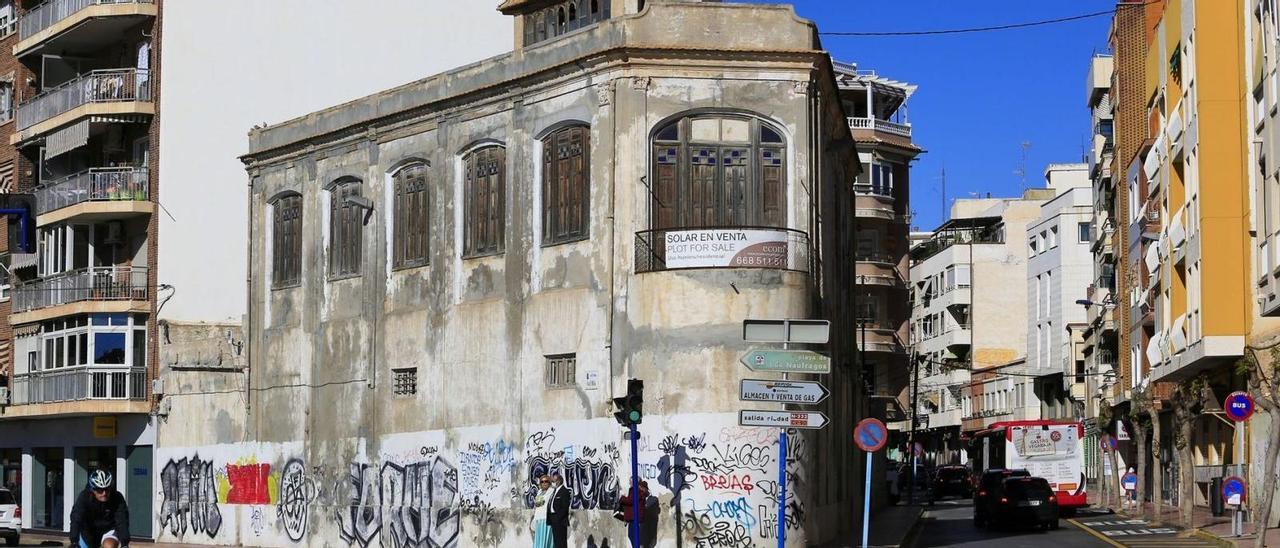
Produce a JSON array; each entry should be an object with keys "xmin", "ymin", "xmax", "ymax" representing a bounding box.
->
[{"xmin": 160, "ymin": 1, "xmax": 867, "ymax": 546}]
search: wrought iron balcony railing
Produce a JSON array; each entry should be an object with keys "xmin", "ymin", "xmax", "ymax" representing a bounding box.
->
[
  {"xmin": 20, "ymin": 0, "xmax": 154, "ymax": 40},
  {"xmin": 17, "ymin": 68, "xmax": 152, "ymax": 130},
  {"xmin": 11, "ymin": 366, "xmax": 147, "ymax": 405},
  {"xmin": 36, "ymin": 166, "xmax": 149, "ymax": 214},
  {"xmin": 12, "ymin": 265, "xmax": 148, "ymax": 313}
]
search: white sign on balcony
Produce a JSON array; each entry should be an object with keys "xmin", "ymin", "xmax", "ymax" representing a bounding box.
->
[{"xmin": 664, "ymin": 228, "xmax": 789, "ymax": 269}]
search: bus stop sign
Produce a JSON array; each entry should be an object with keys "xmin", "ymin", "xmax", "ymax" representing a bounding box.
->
[{"xmin": 1224, "ymin": 392, "xmax": 1255, "ymax": 422}]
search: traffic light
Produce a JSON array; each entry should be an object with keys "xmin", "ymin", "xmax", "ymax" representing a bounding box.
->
[{"xmin": 613, "ymin": 379, "xmax": 643, "ymax": 427}]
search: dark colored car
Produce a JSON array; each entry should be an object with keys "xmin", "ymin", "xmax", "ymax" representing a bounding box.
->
[
  {"xmin": 930, "ymin": 465, "xmax": 972, "ymax": 501},
  {"xmin": 972, "ymin": 469, "xmax": 1029, "ymax": 526},
  {"xmin": 896, "ymin": 464, "xmax": 932, "ymax": 501},
  {"xmin": 975, "ymin": 474, "xmax": 1060, "ymax": 530}
]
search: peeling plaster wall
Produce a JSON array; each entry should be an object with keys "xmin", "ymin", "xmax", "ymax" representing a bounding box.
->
[{"xmin": 180, "ymin": 3, "xmax": 862, "ymax": 547}]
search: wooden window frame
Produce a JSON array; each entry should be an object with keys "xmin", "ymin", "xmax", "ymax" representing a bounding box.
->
[
  {"xmin": 542, "ymin": 125, "xmax": 591, "ymax": 246},
  {"xmin": 650, "ymin": 114, "xmax": 787, "ymax": 230},
  {"xmin": 544, "ymin": 353, "xmax": 577, "ymax": 389},
  {"xmin": 391, "ymin": 162, "xmax": 430, "ymax": 270},
  {"xmin": 271, "ymin": 193, "xmax": 302, "ymax": 288},
  {"xmin": 328, "ymin": 179, "xmax": 364, "ymax": 279},
  {"xmin": 463, "ymin": 146, "xmax": 506, "ymax": 258}
]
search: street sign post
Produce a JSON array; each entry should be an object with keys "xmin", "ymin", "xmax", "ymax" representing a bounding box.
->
[
  {"xmin": 738, "ymin": 410, "xmax": 829, "ymax": 429},
  {"xmin": 855, "ymin": 418, "xmax": 887, "ymax": 548},
  {"xmin": 1223, "ymin": 391, "xmax": 1254, "ymax": 537},
  {"xmin": 739, "ymin": 379, "xmax": 830, "ymax": 404},
  {"xmin": 740, "ymin": 349, "xmax": 831, "ymax": 374}
]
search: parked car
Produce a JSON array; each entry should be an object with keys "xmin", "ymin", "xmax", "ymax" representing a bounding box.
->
[
  {"xmin": 972, "ymin": 468, "xmax": 1029, "ymax": 527},
  {"xmin": 0, "ymin": 488, "xmax": 19, "ymax": 546},
  {"xmin": 975, "ymin": 474, "xmax": 1060, "ymax": 530},
  {"xmin": 896, "ymin": 463, "xmax": 932, "ymax": 501},
  {"xmin": 930, "ymin": 465, "xmax": 972, "ymax": 501}
]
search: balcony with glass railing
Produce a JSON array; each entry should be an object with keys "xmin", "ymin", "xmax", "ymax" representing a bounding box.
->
[
  {"xmin": 11, "ymin": 266, "xmax": 149, "ymax": 322},
  {"xmin": 17, "ymin": 0, "xmax": 156, "ymax": 57},
  {"xmin": 34, "ymin": 166, "xmax": 152, "ymax": 224},
  {"xmin": 14, "ymin": 69, "xmax": 153, "ymax": 142}
]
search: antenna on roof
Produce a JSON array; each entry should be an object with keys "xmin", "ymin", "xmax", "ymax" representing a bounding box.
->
[
  {"xmin": 937, "ymin": 166, "xmax": 947, "ymax": 222},
  {"xmin": 1014, "ymin": 141, "xmax": 1032, "ymax": 188}
]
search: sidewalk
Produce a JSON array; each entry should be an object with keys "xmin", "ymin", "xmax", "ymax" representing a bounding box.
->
[
  {"xmin": 1099, "ymin": 499, "xmax": 1280, "ymax": 547},
  {"xmin": 815, "ymin": 502, "xmax": 924, "ymax": 548},
  {"xmin": 21, "ymin": 531, "xmax": 212, "ymax": 547}
]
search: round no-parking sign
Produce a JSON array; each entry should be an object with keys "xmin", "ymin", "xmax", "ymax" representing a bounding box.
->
[
  {"xmin": 1223, "ymin": 476, "xmax": 1247, "ymax": 506},
  {"xmin": 854, "ymin": 418, "xmax": 887, "ymax": 452}
]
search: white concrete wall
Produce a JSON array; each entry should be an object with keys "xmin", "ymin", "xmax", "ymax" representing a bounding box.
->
[
  {"xmin": 157, "ymin": 1, "xmax": 512, "ymax": 322},
  {"xmin": 1026, "ymin": 186, "xmax": 1095, "ymax": 375}
]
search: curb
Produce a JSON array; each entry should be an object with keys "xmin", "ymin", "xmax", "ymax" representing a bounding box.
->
[
  {"xmin": 1191, "ymin": 528, "xmax": 1240, "ymax": 548},
  {"xmin": 1068, "ymin": 518, "xmax": 1126, "ymax": 548},
  {"xmin": 896, "ymin": 507, "xmax": 925, "ymax": 548}
]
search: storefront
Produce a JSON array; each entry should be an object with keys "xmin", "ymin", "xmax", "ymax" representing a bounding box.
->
[{"xmin": 0, "ymin": 415, "xmax": 153, "ymax": 537}]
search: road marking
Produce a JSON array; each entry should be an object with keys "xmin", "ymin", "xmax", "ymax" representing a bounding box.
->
[{"xmin": 1067, "ymin": 518, "xmax": 1125, "ymax": 548}]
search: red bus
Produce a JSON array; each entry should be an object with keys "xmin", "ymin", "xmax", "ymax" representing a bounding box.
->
[{"xmin": 971, "ymin": 420, "xmax": 1087, "ymax": 511}]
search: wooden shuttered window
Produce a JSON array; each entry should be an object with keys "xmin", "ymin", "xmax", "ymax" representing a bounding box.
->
[
  {"xmin": 650, "ymin": 115, "xmax": 787, "ymax": 230},
  {"xmin": 392, "ymin": 162, "xmax": 429, "ymax": 269},
  {"xmin": 464, "ymin": 146, "xmax": 505, "ymax": 257},
  {"xmin": 329, "ymin": 180, "xmax": 363, "ymax": 278},
  {"xmin": 271, "ymin": 194, "xmax": 302, "ymax": 287},
  {"xmin": 542, "ymin": 125, "xmax": 590, "ymax": 245}
]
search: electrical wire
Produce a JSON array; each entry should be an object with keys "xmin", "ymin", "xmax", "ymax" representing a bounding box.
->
[{"xmin": 819, "ymin": 1, "xmax": 1158, "ymax": 37}]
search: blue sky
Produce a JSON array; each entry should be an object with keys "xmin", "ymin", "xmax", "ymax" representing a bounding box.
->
[{"xmin": 752, "ymin": 1, "xmax": 1115, "ymax": 230}]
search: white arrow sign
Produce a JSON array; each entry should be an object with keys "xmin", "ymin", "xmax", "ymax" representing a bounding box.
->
[
  {"xmin": 739, "ymin": 410, "xmax": 829, "ymax": 429},
  {"xmin": 740, "ymin": 379, "xmax": 830, "ymax": 405}
]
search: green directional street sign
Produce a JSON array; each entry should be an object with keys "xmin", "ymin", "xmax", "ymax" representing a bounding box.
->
[{"xmin": 740, "ymin": 350, "xmax": 830, "ymax": 374}]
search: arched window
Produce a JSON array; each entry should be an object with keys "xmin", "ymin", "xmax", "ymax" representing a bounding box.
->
[
  {"xmin": 329, "ymin": 178, "xmax": 363, "ymax": 277},
  {"xmin": 568, "ymin": 2, "xmax": 577, "ymax": 24},
  {"xmin": 270, "ymin": 192, "xmax": 302, "ymax": 287},
  {"xmin": 542, "ymin": 125, "xmax": 590, "ymax": 244},
  {"xmin": 391, "ymin": 162, "xmax": 429, "ymax": 269},
  {"xmin": 557, "ymin": 7, "xmax": 567, "ymax": 34},
  {"xmin": 463, "ymin": 146, "xmax": 505, "ymax": 257},
  {"xmin": 651, "ymin": 114, "xmax": 785, "ymax": 229}
]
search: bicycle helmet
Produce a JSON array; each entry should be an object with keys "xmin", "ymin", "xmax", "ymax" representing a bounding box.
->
[{"xmin": 89, "ymin": 470, "xmax": 113, "ymax": 490}]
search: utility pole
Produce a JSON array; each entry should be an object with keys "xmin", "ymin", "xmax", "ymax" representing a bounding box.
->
[{"xmin": 908, "ymin": 347, "xmax": 920, "ymax": 504}]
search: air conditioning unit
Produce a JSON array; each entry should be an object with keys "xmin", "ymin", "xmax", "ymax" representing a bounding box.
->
[
  {"xmin": 0, "ymin": 387, "xmax": 9, "ymax": 405},
  {"xmin": 103, "ymin": 221, "xmax": 123, "ymax": 245},
  {"xmin": 151, "ymin": 377, "xmax": 164, "ymax": 396}
]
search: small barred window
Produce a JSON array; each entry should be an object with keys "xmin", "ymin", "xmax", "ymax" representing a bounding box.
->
[
  {"xmin": 393, "ymin": 368, "xmax": 417, "ymax": 396},
  {"xmin": 544, "ymin": 354, "xmax": 576, "ymax": 389}
]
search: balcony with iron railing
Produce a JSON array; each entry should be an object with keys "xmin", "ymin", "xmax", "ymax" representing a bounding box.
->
[
  {"xmin": 11, "ymin": 366, "xmax": 147, "ymax": 406},
  {"xmin": 847, "ymin": 117, "xmax": 913, "ymax": 138},
  {"xmin": 634, "ymin": 227, "xmax": 810, "ymax": 274},
  {"xmin": 35, "ymin": 166, "xmax": 151, "ymax": 224},
  {"xmin": 15, "ymin": 69, "xmax": 153, "ymax": 142},
  {"xmin": 17, "ymin": 0, "xmax": 156, "ymax": 57},
  {"xmin": 12, "ymin": 266, "xmax": 149, "ymax": 321}
]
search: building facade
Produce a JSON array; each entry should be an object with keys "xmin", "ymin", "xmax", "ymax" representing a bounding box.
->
[
  {"xmin": 1082, "ymin": 53, "xmax": 1118, "ymax": 449},
  {"xmin": 1026, "ymin": 164, "xmax": 1092, "ymax": 420},
  {"xmin": 908, "ymin": 191, "xmax": 1050, "ymax": 466},
  {"xmin": 0, "ymin": 0, "xmax": 160, "ymax": 537},
  {"xmin": 837, "ymin": 65, "xmax": 917, "ymax": 434},
  {"xmin": 151, "ymin": 2, "xmax": 867, "ymax": 547}
]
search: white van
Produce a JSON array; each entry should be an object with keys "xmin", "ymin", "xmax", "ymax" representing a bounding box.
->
[{"xmin": 0, "ymin": 488, "xmax": 18, "ymax": 546}]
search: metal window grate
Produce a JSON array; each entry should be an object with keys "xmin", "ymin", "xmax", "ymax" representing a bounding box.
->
[
  {"xmin": 393, "ymin": 368, "xmax": 417, "ymax": 397},
  {"xmin": 544, "ymin": 354, "xmax": 576, "ymax": 389}
]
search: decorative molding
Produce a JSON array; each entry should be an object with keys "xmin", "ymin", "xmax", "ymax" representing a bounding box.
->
[
  {"xmin": 595, "ymin": 80, "xmax": 616, "ymax": 106},
  {"xmin": 631, "ymin": 76, "xmax": 652, "ymax": 91}
]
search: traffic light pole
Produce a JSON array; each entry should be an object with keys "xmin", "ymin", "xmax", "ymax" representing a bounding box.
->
[{"xmin": 629, "ymin": 422, "xmax": 641, "ymax": 548}]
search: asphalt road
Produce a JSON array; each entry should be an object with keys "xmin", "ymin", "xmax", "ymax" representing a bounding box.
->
[
  {"xmin": 913, "ymin": 498, "xmax": 1112, "ymax": 548},
  {"xmin": 1070, "ymin": 512, "xmax": 1218, "ymax": 547}
]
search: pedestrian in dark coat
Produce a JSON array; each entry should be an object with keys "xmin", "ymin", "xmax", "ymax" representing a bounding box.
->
[{"xmin": 547, "ymin": 472, "xmax": 572, "ymax": 548}]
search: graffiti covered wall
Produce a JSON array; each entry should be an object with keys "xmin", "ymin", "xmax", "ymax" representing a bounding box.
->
[{"xmin": 155, "ymin": 414, "xmax": 808, "ymax": 547}]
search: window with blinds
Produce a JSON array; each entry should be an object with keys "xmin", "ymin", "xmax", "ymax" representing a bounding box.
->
[
  {"xmin": 542, "ymin": 125, "xmax": 590, "ymax": 245},
  {"xmin": 463, "ymin": 146, "xmax": 505, "ymax": 257},
  {"xmin": 392, "ymin": 162, "xmax": 429, "ymax": 269},
  {"xmin": 271, "ymin": 194, "xmax": 302, "ymax": 288}
]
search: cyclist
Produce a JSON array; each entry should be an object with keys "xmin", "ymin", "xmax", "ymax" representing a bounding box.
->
[{"xmin": 69, "ymin": 470, "xmax": 130, "ymax": 548}]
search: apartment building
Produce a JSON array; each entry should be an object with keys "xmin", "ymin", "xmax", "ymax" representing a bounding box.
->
[
  {"xmin": 839, "ymin": 64, "xmax": 917, "ymax": 421},
  {"xmin": 1244, "ymin": 0, "xmax": 1280, "ymax": 524},
  {"xmin": 1025, "ymin": 164, "xmax": 1091, "ymax": 420},
  {"xmin": 1129, "ymin": 0, "xmax": 1250, "ymax": 506},
  {"xmin": 0, "ymin": 0, "xmax": 159, "ymax": 537},
  {"xmin": 908, "ymin": 190, "xmax": 1050, "ymax": 465},
  {"xmin": 152, "ymin": 1, "xmax": 865, "ymax": 546},
  {"xmin": 1082, "ymin": 53, "xmax": 1119, "ymax": 420}
]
